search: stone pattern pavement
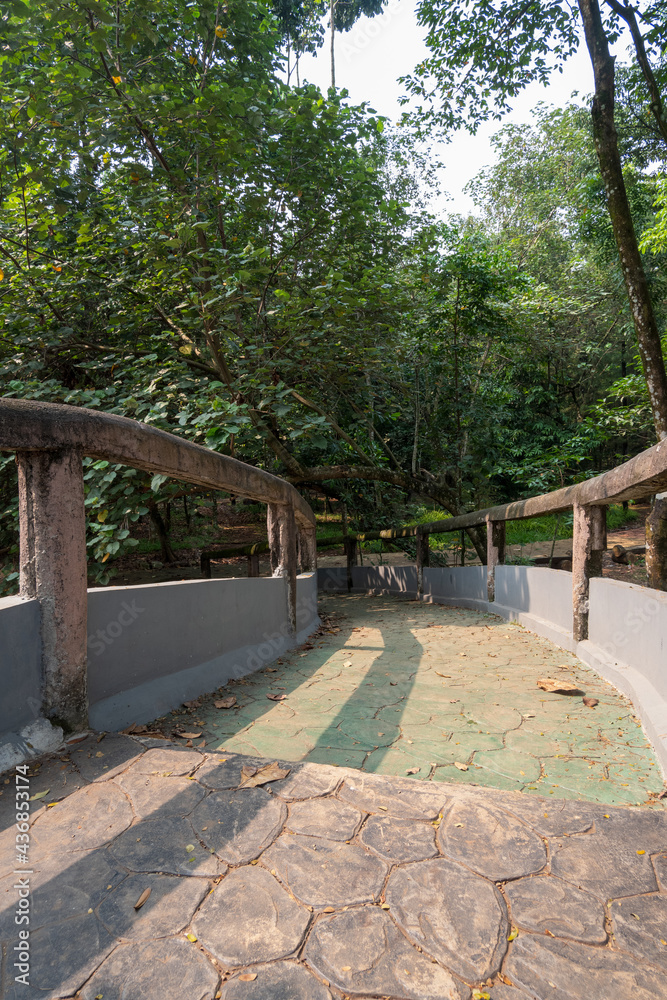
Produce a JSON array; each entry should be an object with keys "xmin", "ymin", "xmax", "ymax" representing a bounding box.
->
[
  {"xmin": 1, "ymin": 736, "xmax": 666, "ymax": 1000},
  {"xmin": 164, "ymin": 595, "xmax": 666, "ymax": 808}
]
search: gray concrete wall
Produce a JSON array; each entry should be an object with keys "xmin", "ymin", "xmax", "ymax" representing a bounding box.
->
[
  {"xmin": 87, "ymin": 572, "xmax": 319, "ymax": 731},
  {"xmin": 0, "ymin": 596, "xmax": 42, "ymax": 732},
  {"xmin": 495, "ymin": 566, "xmax": 572, "ymax": 633},
  {"xmin": 424, "ymin": 566, "xmax": 486, "ymax": 602}
]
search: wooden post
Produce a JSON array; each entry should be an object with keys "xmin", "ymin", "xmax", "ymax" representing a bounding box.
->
[
  {"xmin": 344, "ymin": 535, "xmax": 357, "ymax": 592},
  {"xmin": 416, "ymin": 526, "xmax": 430, "ymax": 598},
  {"xmin": 267, "ymin": 503, "xmax": 297, "ymax": 636},
  {"xmin": 486, "ymin": 517, "xmax": 505, "ymax": 603},
  {"xmin": 572, "ymin": 503, "xmax": 606, "ymax": 642},
  {"xmin": 201, "ymin": 553, "xmax": 212, "ymax": 578},
  {"xmin": 17, "ymin": 448, "xmax": 88, "ymax": 731},
  {"xmin": 298, "ymin": 525, "xmax": 317, "ymax": 574},
  {"xmin": 247, "ymin": 552, "xmax": 260, "ymax": 577}
]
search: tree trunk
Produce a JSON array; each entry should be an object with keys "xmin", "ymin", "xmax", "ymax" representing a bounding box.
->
[
  {"xmin": 148, "ymin": 501, "xmax": 177, "ymax": 563},
  {"xmin": 330, "ymin": 0, "xmax": 336, "ymax": 88},
  {"xmin": 578, "ymin": 0, "xmax": 667, "ymax": 589}
]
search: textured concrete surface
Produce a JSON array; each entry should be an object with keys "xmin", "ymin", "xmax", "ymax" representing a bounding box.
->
[
  {"xmin": 1, "ymin": 738, "xmax": 666, "ymax": 1000},
  {"xmin": 163, "ymin": 594, "xmax": 666, "ymax": 807}
]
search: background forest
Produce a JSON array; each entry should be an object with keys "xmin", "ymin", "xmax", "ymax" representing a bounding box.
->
[{"xmin": 2, "ymin": 0, "xmax": 667, "ymax": 589}]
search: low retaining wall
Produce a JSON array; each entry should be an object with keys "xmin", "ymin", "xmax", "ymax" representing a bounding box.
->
[
  {"xmin": 0, "ymin": 573, "xmax": 319, "ymax": 759},
  {"xmin": 318, "ymin": 564, "xmax": 667, "ymax": 774},
  {"xmin": 87, "ymin": 572, "xmax": 319, "ymax": 730}
]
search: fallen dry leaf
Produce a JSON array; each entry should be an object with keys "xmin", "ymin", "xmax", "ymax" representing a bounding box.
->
[
  {"xmin": 238, "ymin": 973, "xmax": 257, "ymax": 982},
  {"xmin": 583, "ymin": 696, "xmax": 599, "ymax": 708},
  {"xmin": 184, "ymin": 699, "xmax": 201, "ymax": 710},
  {"xmin": 186, "ymin": 932, "xmax": 197, "ymax": 942},
  {"xmin": 28, "ymin": 789, "xmax": 50, "ymax": 801},
  {"xmin": 406, "ymin": 767, "xmax": 420, "ymax": 775},
  {"xmin": 323, "ymin": 906, "xmax": 335, "ymax": 913},
  {"xmin": 134, "ymin": 887, "xmax": 151, "ymax": 910},
  {"xmin": 214, "ymin": 696, "xmax": 237, "ymax": 709},
  {"xmin": 198, "ymin": 739, "xmax": 206, "ymax": 747},
  {"xmin": 537, "ymin": 678, "xmax": 582, "ymax": 695},
  {"xmin": 267, "ymin": 693, "xmax": 286, "ymax": 702},
  {"xmin": 175, "ymin": 731, "xmax": 202, "ymax": 739},
  {"xmin": 238, "ymin": 761, "xmax": 290, "ymax": 789},
  {"xmin": 454, "ymin": 762, "xmax": 468, "ymax": 771}
]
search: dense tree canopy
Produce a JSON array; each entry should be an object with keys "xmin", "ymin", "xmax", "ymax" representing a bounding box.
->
[{"xmin": 1, "ymin": 0, "xmax": 667, "ymax": 590}]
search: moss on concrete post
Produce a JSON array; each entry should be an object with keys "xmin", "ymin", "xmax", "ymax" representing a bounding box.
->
[
  {"xmin": 416, "ymin": 526, "xmax": 430, "ymax": 597},
  {"xmin": 17, "ymin": 447, "xmax": 88, "ymax": 731},
  {"xmin": 572, "ymin": 503, "xmax": 606, "ymax": 642},
  {"xmin": 646, "ymin": 494, "xmax": 667, "ymax": 591},
  {"xmin": 298, "ymin": 525, "xmax": 318, "ymax": 574},
  {"xmin": 344, "ymin": 536, "xmax": 357, "ymax": 592},
  {"xmin": 486, "ymin": 518, "xmax": 506, "ymax": 603},
  {"xmin": 267, "ymin": 502, "xmax": 297, "ymax": 636}
]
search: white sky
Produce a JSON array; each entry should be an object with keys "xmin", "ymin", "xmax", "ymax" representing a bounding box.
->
[{"xmin": 295, "ymin": 1, "xmax": 598, "ymax": 215}]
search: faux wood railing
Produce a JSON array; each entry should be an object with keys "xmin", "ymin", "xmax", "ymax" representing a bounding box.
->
[
  {"xmin": 0, "ymin": 398, "xmax": 317, "ymax": 730},
  {"xmin": 204, "ymin": 435, "xmax": 667, "ymax": 645}
]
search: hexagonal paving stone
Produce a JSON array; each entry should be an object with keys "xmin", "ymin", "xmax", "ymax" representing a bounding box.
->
[
  {"xmin": 270, "ymin": 761, "xmax": 341, "ymax": 800},
  {"xmin": 109, "ymin": 816, "xmax": 225, "ymax": 876},
  {"xmin": 69, "ymin": 733, "xmax": 143, "ymax": 782},
  {"xmin": 438, "ymin": 799, "xmax": 547, "ymax": 881},
  {"xmin": 196, "ymin": 753, "xmax": 269, "ymax": 789},
  {"xmin": 359, "ymin": 814, "xmax": 437, "ymax": 863},
  {"xmin": 305, "ymin": 907, "xmax": 469, "ymax": 1000},
  {"xmin": 386, "ymin": 858, "xmax": 509, "ymax": 981},
  {"xmin": 262, "ymin": 834, "xmax": 387, "ymax": 907},
  {"xmin": 128, "ymin": 747, "xmax": 204, "ymax": 775},
  {"xmin": 338, "ymin": 772, "xmax": 447, "ymax": 819},
  {"xmin": 550, "ymin": 831, "xmax": 659, "ymax": 900},
  {"xmin": 97, "ymin": 872, "xmax": 208, "ymax": 940},
  {"xmin": 116, "ymin": 772, "xmax": 205, "ymax": 819},
  {"xmin": 286, "ymin": 798, "xmax": 363, "ymax": 840},
  {"xmin": 487, "ymin": 986, "xmax": 534, "ymax": 1000},
  {"xmin": 506, "ymin": 876, "xmax": 606, "ymax": 943},
  {"xmin": 610, "ymin": 894, "xmax": 667, "ymax": 969},
  {"xmin": 505, "ymin": 933, "xmax": 665, "ymax": 999},
  {"xmin": 192, "ymin": 866, "xmax": 309, "ymax": 967},
  {"xmin": 499, "ymin": 796, "xmax": 595, "ymax": 837},
  {"xmin": 191, "ymin": 788, "xmax": 286, "ymax": 864},
  {"xmin": 654, "ymin": 851, "xmax": 667, "ymax": 890},
  {"xmin": 220, "ymin": 962, "xmax": 331, "ymax": 999},
  {"xmin": 30, "ymin": 781, "xmax": 133, "ymax": 857},
  {"xmin": 472, "ymin": 750, "xmax": 541, "ymax": 787},
  {"xmin": 4, "ymin": 910, "xmax": 115, "ymax": 1000},
  {"xmin": 80, "ymin": 937, "xmax": 219, "ymax": 1000}
]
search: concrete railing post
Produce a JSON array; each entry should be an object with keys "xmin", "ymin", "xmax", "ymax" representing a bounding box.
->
[
  {"xmin": 416, "ymin": 526, "xmax": 430, "ymax": 598},
  {"xmin": 267, "ymin": 502, "xmax": 297, "ymax": 636},
  {"xmin": 298, "ymin": 525, "xmax": 318, "ymax": 574},
  {"xmin": 486, "ymin": 517, "xmax": 506, "ymax": 602},
  {"xmin": 344, "ymin": 535, "xmax": 357, "ymax": 592},
  {"xmin": 17, "ymin": 447, "xmax": 88, "ymax": 730},
  {"xmin": 572, "ymin": 503, "xmax": 606, "ymax": 642}
]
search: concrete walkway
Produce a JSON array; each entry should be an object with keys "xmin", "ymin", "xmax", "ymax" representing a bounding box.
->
[
  {"xmin": 1, "ymin": 594, "xmax": 666, "ymax": 999},
  {"xmin": 167, "ymin": 595, "xmax": 665, "ymax": 808},
  {"xmin": 1, "ymin": 738, "xmax": 666, "ymax": 999}
]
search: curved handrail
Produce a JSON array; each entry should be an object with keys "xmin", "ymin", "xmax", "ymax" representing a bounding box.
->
[{"xmin": 0, "ymin": 398, "xmax": 315, "ymax": 528}]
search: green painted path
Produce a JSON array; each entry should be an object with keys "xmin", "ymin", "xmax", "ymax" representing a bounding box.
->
[{"xmin": 164, "ymin": 595, "xmax": 666, "ymax": 808}]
